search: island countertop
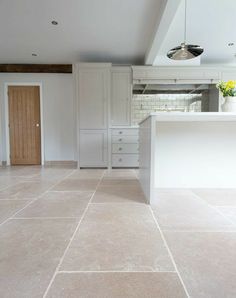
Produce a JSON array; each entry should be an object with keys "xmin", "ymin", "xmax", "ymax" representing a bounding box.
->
[
  {"xmin": 138, "ymin": 111, "xmax": 236, "ymax": 203},
  {"xmin": 139, "ymin": 112, "xmax": 236, "ymax": 124}
]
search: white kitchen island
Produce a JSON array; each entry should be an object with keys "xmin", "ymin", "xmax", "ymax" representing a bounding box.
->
[{"xmin": 139, "ymin": 113, "xmax": 236, "ymax": 204}]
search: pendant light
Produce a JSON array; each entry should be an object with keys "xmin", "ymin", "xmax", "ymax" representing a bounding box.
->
[{"xmin": 167, "ymin": 0, "xmax": 203, "ymax": 60}]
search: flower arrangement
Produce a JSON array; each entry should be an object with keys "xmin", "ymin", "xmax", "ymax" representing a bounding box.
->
[{"xmin": 216, "ymin": 80, "xmax": 236, "ymax": 97}]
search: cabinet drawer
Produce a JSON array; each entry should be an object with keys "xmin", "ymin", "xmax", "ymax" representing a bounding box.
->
[
  {"xmin": 112, "ymin": 135, "xmax": 138, "ymax": 144},
  {"xmin": 112, "ymin": 143, "xmax": 139, "ymax": 154},
  {"xmin": 112, "ymin": 154, "xmax": 139, "ymax": 167},
  {"xmin": 112, "ymin": 129, "xmax": 139, "ymax": 136}
]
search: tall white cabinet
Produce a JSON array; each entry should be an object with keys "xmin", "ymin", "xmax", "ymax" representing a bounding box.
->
[
  {"xmin": 77, "ymin": 63, "xmax": 111, "ymax": 168},
  {"xmin": 111, "ymin": 67, "xmax": 131, "ymax": 126},
  {"xmin": 78, "ymin": 64, "xmax": 110, "ymax": 129},
  {"xmin": 80, "ymin": 130, "xmax": 107, "ymax": 167},
  {"xmin": 77, "ymin": 63, "xmax": 137, "ymax": 168}
]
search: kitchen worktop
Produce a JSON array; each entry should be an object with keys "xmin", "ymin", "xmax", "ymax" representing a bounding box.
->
[
  {"xmin": 139, "ymin": 112, "xmax": 236, "ymax": 203},
  {"xmin": 139, "ymin": 112, "xmax": 236, "ymax": 124}
]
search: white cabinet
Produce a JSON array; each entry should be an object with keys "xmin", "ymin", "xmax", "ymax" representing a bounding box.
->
[
  {"xmin": 111, "ymin": 128, "xmax": 139, "ymax": 168},
  {"xmin": 132, "ymin": 66, "xmax": 221, "ymax": 84},
  {"xmin": 112, "ymin": 128, "xmax": 139, "ymax": 136},
  {"xmin": 111, "ymin": 67, "xmax": 131, "ymax": 126},
  {"xmin": 79, "ymin": 130, "xmax": 107, "ymax": 167},
  {"xmin": 77, "ymin": 63, "xmax": 111, "ymax": 168},
  {"xmin": 112, "ymin": 154, "xmax": 139, "ymax": 167},
  {"xmin": 112, "ymin": 143, "xmax": 139, "ymax": 154},
  {"xmin": 221, "ymin": 70, "xmax": 236, "ymax": 81},
  {"xmin": 78, "ymin": 64, "xmax": 111, "ymax": 129}
]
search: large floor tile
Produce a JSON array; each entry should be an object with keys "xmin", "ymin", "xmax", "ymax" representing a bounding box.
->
[
  {"xmin": 215, "ymin": 207, "xmax": 236, "ymax": 224},
  {"xmin": 69, "ymin": 169, "xmax": 105, "ymax": 179},
  {"xmin": 0, "ymin": 180, "xmax": 54, "ymax": 200},
  {"xmin": 164, "ymin": 231, "xmax": 236, "ymax": 298},
  {"xmin": 35, "ymin": 168, "xmax": 74, "ymax": 181},
  {"xmin": 0, "ymin": 166, "xmax": 42, "ymax": 178},
  {"xmin": 60, "ymin": 204, "xmax": 174, "ymax": 271},
  {"xmin": 152, "ymin": 190, "xmax": 235, "ymax": 231},
  {"xmin": 0, "ymin": 200, "xmax": 30, "ymax": 224},
  {"xmin": 52, "ymin": 178, "xmax": 99, "ymax": 191},
  {"xmin": 192, "ymin": 189, "xmax": 236, "ymax": 206},
  {"xmin": 104, "ymin": 170, "xmax": 137, "ymax": 179},
  {"xmin": 0, "ymin": 218, "xmax": 77, "ymax": 298},
  {"xmin": 92, "ymin": 185, "xmax": 146, "ymax": 203},
  {"xmin": 46, "ymin": 272, "xmax": 187, "ymax": 298},
  {"xmin": 15, "ymin": 191, "xmax": 92, "ymax": 218},
  {"xmin": 0, "ymin": 176, "xmax": 23, "ymax": 190},
  {"xmin": 100, "ymin": 178, "xmax": 140, "ymax": 187}
]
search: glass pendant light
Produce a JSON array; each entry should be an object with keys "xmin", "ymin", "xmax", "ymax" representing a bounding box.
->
[{"xmin": 167, "ymin": 0, "xmax": 204, "ymax": 60}]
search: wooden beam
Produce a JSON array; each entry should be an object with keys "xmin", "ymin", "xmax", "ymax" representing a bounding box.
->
[{"xmin": 0, "ymin": 64, "xmax": 72, "ymax": 73}]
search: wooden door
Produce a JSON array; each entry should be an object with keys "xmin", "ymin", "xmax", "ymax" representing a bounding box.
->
[{"xmin": 8, "ymin": 86, "xmax": 41, "ymax": 165}]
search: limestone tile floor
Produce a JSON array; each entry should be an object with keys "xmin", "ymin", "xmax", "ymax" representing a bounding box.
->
[{"xmin": 0, "ymin": 166, "xmax": 236, "ymax": 297}]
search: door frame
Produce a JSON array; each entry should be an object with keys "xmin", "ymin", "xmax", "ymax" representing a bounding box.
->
[{"xmin": 4, "ymin": 83, "xmax": 44, "ymax": 166}]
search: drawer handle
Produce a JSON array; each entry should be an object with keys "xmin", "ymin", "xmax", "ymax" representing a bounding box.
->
[
  {"xmin": 119, "ymin": 138, "xmax": 122, "ymax": 141},
  {"xmin": 119, "ymin": 131, "xmax": 123, "ymax": 134},
  {"xmin": 119, "ymin": 158, "xmax": 122, "ymax": 162},
  {"xmin": 119, "ymin": 147, "xmax": 122, "ymax": 151}
]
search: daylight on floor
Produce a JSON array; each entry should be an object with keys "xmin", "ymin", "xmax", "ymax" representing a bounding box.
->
[{"xmin": 0, "ymin": 0, "xmax": 236, "ymax": 297}]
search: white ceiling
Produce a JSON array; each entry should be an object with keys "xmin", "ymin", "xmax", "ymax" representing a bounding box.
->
[
  {"xmin": 0, "ymin": 0, "xmax": 163, "ymax": 64},
  {"xmin": 1, "ymin": 0, "xmax": 235, "ymax": 66},
  {"xmin": 153, "ymin": 0, "xmax": 236, "ymax": 66}
]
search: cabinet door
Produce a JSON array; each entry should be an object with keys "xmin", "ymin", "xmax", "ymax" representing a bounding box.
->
[
  {"xmin": 79, "ymin": 130, "xmax": 107, "ymax": 167},
  {"xmin": 79, "ymin": 67, "xmax": 109, "ymax": 129},
  {"xmin": 111, "ymin": 68, "xmax": 131, "ymax": 126}
]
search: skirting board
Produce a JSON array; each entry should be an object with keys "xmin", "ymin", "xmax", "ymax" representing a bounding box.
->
[{"xmin": 44, "ymin": 161, "xmax": 77, "ymax": 168}]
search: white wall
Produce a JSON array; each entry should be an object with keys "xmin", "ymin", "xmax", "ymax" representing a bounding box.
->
[
  {"xmin": 0, "ymin": 73, "xmax": 75, "ymax": 163},
  {"xmin": 154, "ymin": 121, "xmax": 236, "ymax": 188}
]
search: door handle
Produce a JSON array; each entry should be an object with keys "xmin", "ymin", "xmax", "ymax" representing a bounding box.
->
[{"xmin": 36, "ymin": 123, "xmax": 40, "ymax": 127}]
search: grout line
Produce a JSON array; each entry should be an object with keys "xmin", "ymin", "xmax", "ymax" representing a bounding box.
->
[
  {"xmin": 42, "ymin": 170, "xmax": 106, "ymax": 298},
  {"xmin": 0, "ymin": 199, "xmax": 38, "ymax": 228},
  {"xmin": 0, "ymin": 198, "xmax": 32, "ymax": 201},
  {"xmin": 0, "ymin": 169, "xmax": 76, "ymax": 229},
  {"xmin": 191, "ymin": 191, "xmax": 236, "ymax": 227},
  {"xmin": 11, "ymin": 217, "xmax": 79, "ymax": 220},
  {"xmin": 161, "ymin": 229, "xmax": 236, "ymax": 233},
  {"xmin": 57, "ymin": 270, "xmax": 177, "ymax": 274},
  {"xmin": 212, "ymin": 207, "xmax": 236, "ymax": 226},
  {"xmin": 149, "ymin": 206, "xmax": 191, "ymax": 298},
  {"xmin": 214, "ymin": 205, "xmax": 236, "ymax": 208},
  {"xmin": 47, "ymin": 190, "xmax": 97, "ymax": 193},
  {"xmin": 90, "ymin": 202, "xmax": 145, "ymax": 205}
]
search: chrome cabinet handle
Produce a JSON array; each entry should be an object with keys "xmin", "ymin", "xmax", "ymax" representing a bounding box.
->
[
  {"xmin": 118, "ymin": 147, "xmax": 122, "ymax": 151},
  {"xmin": 119, "ymin": 138, "xmax": 122, "ymax": 142},
  {"xmin": 119, "ymin": 131, "xmax": 123, "ymax": 134},
  {"xmin": 119, "ymin": 158, "xmax": 122, "ymax": 162}
]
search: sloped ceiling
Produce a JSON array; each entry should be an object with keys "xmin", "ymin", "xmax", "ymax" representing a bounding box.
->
[
  {"xmin": 0, "ymin": 0, "xmax": 163, "ymax": 64},
  {"xmin": 153, "ymin": 0, "xmax": 236, "ymax": 66}
]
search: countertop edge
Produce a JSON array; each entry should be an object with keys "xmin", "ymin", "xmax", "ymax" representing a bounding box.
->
[{"xmin": 139, "ymin": 112, "xmax": 236, "ymax": 124}]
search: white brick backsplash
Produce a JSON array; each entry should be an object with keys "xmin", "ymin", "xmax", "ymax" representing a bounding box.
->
[{"xmin": 132, "ymin": 94, "xmax": 202, "ymax": 124}]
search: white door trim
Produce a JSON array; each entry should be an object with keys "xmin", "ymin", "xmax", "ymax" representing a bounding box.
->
[{"xmin": 4, "ymin": 82, "xmax": 44, "ymax": 166}]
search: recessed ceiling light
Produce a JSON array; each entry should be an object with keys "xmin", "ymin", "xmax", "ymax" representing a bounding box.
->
[
  {"xmin": 228, "ymin": 43, "xmax": 234, "ymax": 46},
  {"xmin": 51, "ymin": 20, "xmax": 58, "ymax": 25},
  {"xmin": 32, "ymin": 53, "xmax": 38, "ymax": 57}
]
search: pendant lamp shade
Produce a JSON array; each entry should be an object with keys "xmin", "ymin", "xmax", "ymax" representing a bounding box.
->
[
  {"xmin": 167, "ymin": 43, "xmax": 204, "ymax": 60},
  {"xmin": 167, "ymin": 0, "xmax": 203, "ymax": 60}
]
